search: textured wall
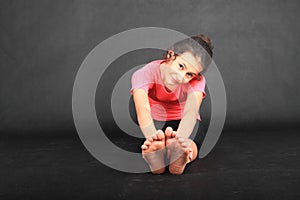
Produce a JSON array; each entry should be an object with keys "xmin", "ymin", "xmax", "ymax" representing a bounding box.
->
[{"xmin": 0, "ymin": 0, "xmax": 299, "ymax": 136}]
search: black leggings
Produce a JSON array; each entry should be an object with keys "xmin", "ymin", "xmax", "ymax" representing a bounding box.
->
[{"xmin": 129, "ymin": 96, "xmax": 206, "ymax": 149}]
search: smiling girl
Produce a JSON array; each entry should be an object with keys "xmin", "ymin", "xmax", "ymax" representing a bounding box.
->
[{"xmin": 130, "ymin": 35, "xmax": 213, "ymax": 174}]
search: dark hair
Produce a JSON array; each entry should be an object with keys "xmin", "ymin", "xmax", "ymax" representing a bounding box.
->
[{"xmin": 164, "ymin": 34, "xmax": 213, "ymax": 76}]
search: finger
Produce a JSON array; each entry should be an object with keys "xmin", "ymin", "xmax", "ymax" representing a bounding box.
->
[{"xmin": 141, "ymin": 145, "xmax": 148, "ymax": 150}]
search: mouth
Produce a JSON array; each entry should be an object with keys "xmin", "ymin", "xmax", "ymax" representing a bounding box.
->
[{"xmin": 169, "ymin": 75, "xmax": 179, "ymax": 84}]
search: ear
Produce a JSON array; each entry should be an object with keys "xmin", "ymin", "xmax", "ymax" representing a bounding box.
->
[{"xmin": 167, "ymin": 50, "xmax": 176, "ymax": 60}]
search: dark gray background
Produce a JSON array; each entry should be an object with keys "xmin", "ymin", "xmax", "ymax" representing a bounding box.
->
[{"xmin": 1, "ymin": 0, "xmax": 300, "ymax": 137}]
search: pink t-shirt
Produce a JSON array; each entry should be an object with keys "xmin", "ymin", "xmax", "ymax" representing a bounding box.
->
[{"xmin": 130, "ymin": 60, "xmax": 206, "ymax": 121}]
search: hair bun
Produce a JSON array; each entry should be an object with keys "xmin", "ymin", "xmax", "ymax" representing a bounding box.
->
[{"xmin": 195, "ymin": 34, "xmax": 214, "ymax": 50}]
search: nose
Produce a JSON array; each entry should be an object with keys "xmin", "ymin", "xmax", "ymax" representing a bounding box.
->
[{"xmin": 176, "ymin": 72, "xmax": 187, "ymax": 83}]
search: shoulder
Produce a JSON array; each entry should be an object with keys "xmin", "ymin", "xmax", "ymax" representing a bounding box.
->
[
  {"xmin": 132, "ymin": 60, "xmax": 163, "ymax": 77},
  {"xmin": 131, "ymin": 60, "xmax": 163, "ymax": 92},
  {"xmin": 140, "ymin": 60, "xmax": 162, "ymax": 72}
]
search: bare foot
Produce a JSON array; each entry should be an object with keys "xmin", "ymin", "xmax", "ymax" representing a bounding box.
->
[
  {"xmin": 141, "ymin": 130, "xmax": 166, "ymax": 174},
  {"xmin": 165, "ymin": 127, "xmax": 178, "ymax": 159},
  {"xmin": 167, "ymin": 135, "xmax": 193, "ymax": 175}
]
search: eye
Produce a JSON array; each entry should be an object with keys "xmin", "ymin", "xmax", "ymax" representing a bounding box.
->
[
  {"xmin": 179, "ymin": 64, "xmax": 184, "ymax": 70},
  {"xmin": 186, "ymin": 73, "xmax": 194, "ymax": 78}
]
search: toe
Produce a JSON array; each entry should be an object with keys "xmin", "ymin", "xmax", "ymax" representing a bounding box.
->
[
  {"xmin": 171, "ymin": 131, "xmax": 178, "ymax": 138},
  {"xmin": 156, "ymin": 130, "xmax": 165, "ymax": 140},
  {"xmin": 165, "ymin": 127, "xmax": 173, "ymax": 137},
  {"xmin": 148, "ymin": 136, "xmax": 154, "ymax": 142},
  {"xmin": 151, "ymin": 134, "xmax": 157, "ymax": 140},
  {"xmin": 144, "ymin": 140, "xmax": 152, "ymax": 146}
]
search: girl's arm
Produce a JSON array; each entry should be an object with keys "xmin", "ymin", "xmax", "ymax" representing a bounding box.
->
[
  {"xmin": 132, "ymin": 88, "xmax": 157, "ymax": 138},
  {"xmin": 176, "ymin": 91, "xmax": 203, "ymax": 138}
]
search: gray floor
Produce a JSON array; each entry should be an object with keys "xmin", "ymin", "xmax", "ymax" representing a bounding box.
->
[{"xmin": 1, "ymin": 129, "xmax": 299, "ymax": 200}]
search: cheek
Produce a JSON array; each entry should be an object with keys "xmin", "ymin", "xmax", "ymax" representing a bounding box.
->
[
  {"xmin": 183, "ymin": 79, "xmax": 190, "ymax": 83},
  {"xmin": 184, "ymin": 77, "xmax": 194, "ymax": 83},
  {"xmin": 168, "ymin": 67, "xmax": 178, "ymax": 74}
]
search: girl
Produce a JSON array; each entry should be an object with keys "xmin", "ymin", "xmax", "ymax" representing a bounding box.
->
[{"xmin": 130, "ymin": 35, "xmax": 213, "ymax": 174}]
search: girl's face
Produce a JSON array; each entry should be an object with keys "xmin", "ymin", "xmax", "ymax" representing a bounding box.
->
[{"xmin": 162, "ymin": 51, "xmax": 202, "ymax": 86}]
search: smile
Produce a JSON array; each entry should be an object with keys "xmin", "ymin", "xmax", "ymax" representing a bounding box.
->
[{"xmin": 170, "ymin": 75, "xmax": 182, "ymax": 84}]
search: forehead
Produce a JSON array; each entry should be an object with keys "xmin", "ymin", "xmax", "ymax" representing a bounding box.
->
[{"xmin": 177, "ymin": 52, "xmax": 203, "ymax": 73}]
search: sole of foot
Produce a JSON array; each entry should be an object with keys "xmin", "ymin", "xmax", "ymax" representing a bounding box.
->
[
  {"xmin": 168, "ymin": 136, "xmax": 192, "ymax": 175},
  {"xmin": 141, "ymin": 130, "xmax": 166, "ymax": 174}
]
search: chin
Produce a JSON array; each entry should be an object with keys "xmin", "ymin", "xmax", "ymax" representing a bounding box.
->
[{"xmin": 167, "ymin": 80, "xmax": 177, "ymax": 85}]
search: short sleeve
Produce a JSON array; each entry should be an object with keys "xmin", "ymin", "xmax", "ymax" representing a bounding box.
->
[
  {"xmin": 187, "ymin": 75, "xmax": 206, "ymax": 98},
  {"xmin": 130, "ymin": 65, "xmax": 154, "ymax": 94}
]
